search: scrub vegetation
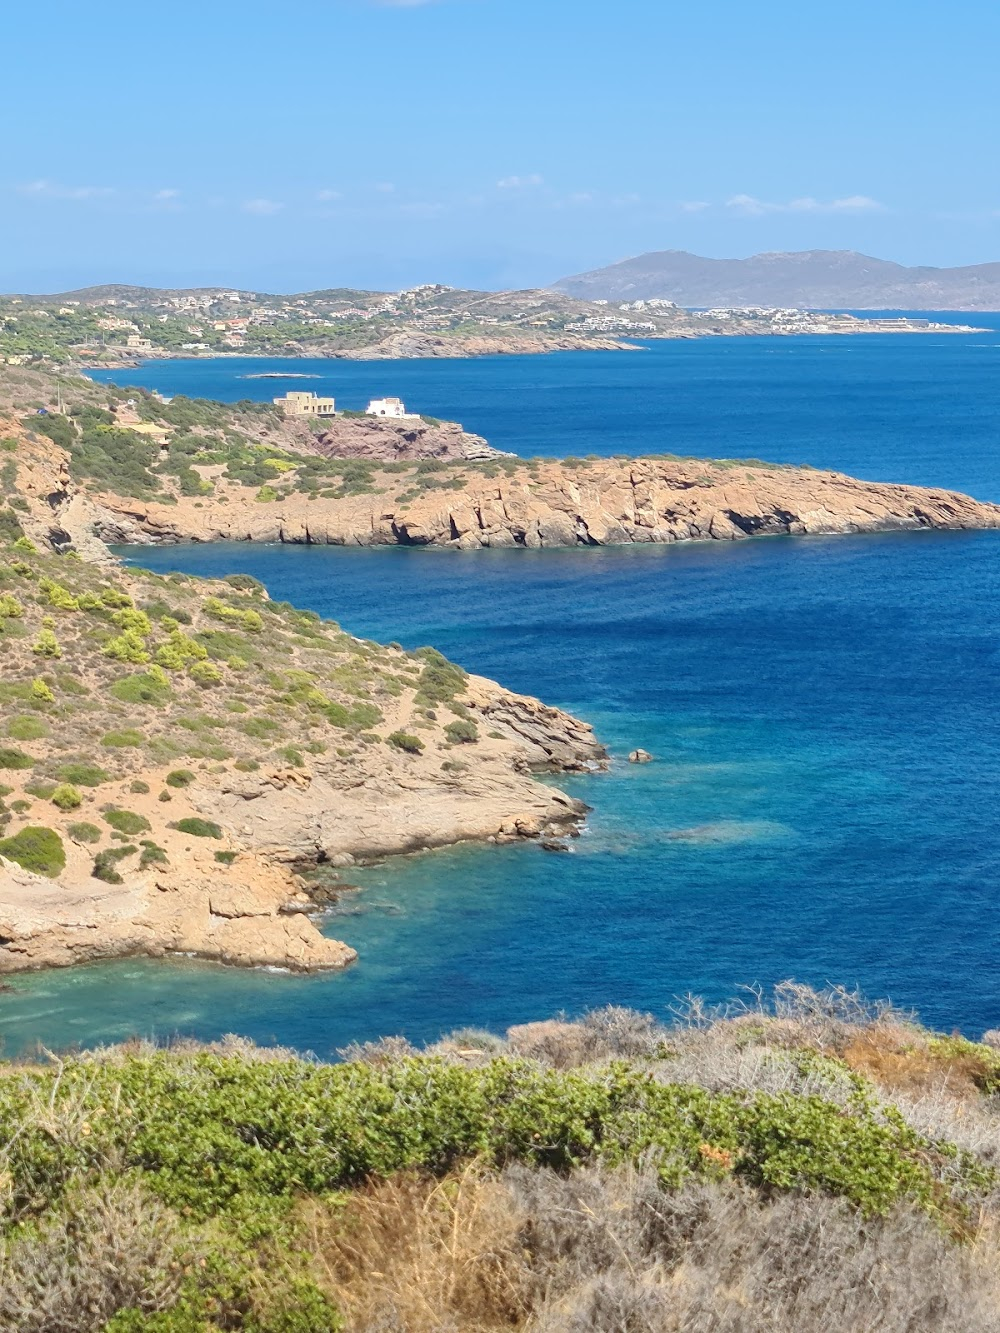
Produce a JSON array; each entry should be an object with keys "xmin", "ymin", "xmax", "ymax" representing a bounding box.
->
[
  {"xmin": 0, "ymin": 536, "xmax": 471, "ymax": 883},
  {"xmin": 1, "ymin": 986, "xmax": 1000, "ymax": 1330}
]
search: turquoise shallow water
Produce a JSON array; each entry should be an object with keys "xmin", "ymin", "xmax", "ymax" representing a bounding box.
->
[{"xmin": 5, "ymin": 329, "xmax": 1000, "ymax": 1053}]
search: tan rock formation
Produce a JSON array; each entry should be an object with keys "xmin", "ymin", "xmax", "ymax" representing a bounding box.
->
[
  {"xmin": 0, "ymin": 855, "xmax": 356, "ymax": 974},
  {"xmin": 75, "ymin": 455, "xmax": 1000, "ymax": 552}
]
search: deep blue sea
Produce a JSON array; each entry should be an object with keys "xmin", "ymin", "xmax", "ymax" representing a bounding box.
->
[{"xmin": 5, "ymin": 322, "xmax": 1000, "ymax": 1055}]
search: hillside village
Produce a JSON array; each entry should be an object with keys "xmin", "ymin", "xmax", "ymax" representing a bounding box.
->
[{"xmin": 0, "ymin": 282, "xmax": 976, "ymax": 368}]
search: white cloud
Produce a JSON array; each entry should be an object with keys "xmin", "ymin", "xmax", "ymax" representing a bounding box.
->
[
  {"xmin": 374, "ymin": 182, "xmax": 396, "ymax": 194},
  {"xmin": 680, "ymin": 200, "xmax": 710, "ymax": 213},
  {"xmin": 153, "ymin": 188, "xmax": 180, "ymax": 201},
  {"xmin": 317, "ymin": 189, "xmax": 343, "ymax": 201},
  {"xmin": 726, "ymin": 193, "xmax": 885, "ymax": 216},
  {"xmin": 497, "ymin": 173, "xmax": 544, "ymax": 190},
  {"xmin": 242, "ymin": 198, "xmax": 284, "ymax": 215},
  {"xmin": 16, "ymin": 179, "xmax": 114, "ymax": 200}
]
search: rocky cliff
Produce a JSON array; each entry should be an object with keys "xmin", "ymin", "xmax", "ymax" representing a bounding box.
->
[{"xmin": 72, "ymin": 454, "xmax": 1000, "ymax": 552}]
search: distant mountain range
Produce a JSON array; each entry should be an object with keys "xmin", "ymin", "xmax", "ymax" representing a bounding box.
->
[{"xmin": 553, "ymin": 250, "xmax": 1000, "ymax": 311}]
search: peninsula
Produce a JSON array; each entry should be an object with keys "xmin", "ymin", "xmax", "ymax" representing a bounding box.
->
[
  {"xmin": 6, "ymin": 366, "xmax": 996, "ymax": 555},
  {"xmin": 0, "ymin": 280, "xmax": 980, "ymax": 369}
]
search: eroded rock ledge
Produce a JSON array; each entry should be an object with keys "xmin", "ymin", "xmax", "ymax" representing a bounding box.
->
[{"xmin": 81, "ymin": 455, "xmax": 1000, "ymax": 551}]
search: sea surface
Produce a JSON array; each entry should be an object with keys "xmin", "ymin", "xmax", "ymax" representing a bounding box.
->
[{"xmin": 5, "ymin": 323, "xmax": 1000, "ymax": 1054}]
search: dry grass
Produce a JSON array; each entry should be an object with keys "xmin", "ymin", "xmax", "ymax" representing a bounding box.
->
[
  {"xmin": 0, "ymin": 1180, "xmax": 186, "ymax": 1333},
  {"xmin": 304, "ymin": 1163, "xmax": 1000, "ymax": 1333},
  {"xmin": 304, "ymin": 1164, "xmax": 528, "ymax": 1331}
]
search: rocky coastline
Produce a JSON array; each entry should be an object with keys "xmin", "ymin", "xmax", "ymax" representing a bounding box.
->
[{"xmin": 72, "ymin": 454, "xmax": 1000, "ymax": 552}]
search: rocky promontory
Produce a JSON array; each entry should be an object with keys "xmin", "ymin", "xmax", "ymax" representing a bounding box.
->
[
  {"xmin": 72, "ymin": 454, "xmax": 1000, "ymax": 552},
  {"xmin": 0, "ymin": 539, "xmax": 605, "ymax": 976}
]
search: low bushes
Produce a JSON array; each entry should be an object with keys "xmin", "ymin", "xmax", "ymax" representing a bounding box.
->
[
  {"xmin": 0, "ymin": 825, "xmax": 65, "ymax": 876},
  {"xmin": 388, "ymin": 731, "xmax": 424, "ymax": 754},
  {"xmin": 0, "ymin": 1054, "xmax": 954, "ymax": 1224},
  {"xmin": 169, "ymin": 817, "xmax": 223, "ymax": 839},
  {"xmin": 0, "ymin": 747, "xmax": 32, "ymax": 771},
  {"xmin": 57, "ymin": 762, "xmax": 110, "ymax": 787},
  {"xmin": 445, "ymin": 718, "xmax": 479, "ymax": 744},
  {"xmin": 50, "ymin": 783, "xmax": 82, "ymax": 811},
  {"xmin": 67, "ymin": 821, "xmax": 102, "ymax": 844},
  {"xmin": 101, "ymin": 730, "xmax": 145, "ymax": 749},
  {"xmin": 104, "ymin": 810, "xmax": 152, "ymax": 837}
]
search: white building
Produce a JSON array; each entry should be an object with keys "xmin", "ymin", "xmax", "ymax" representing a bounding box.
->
[{"xmin": 366, "ymin": 396, "xmax": 417, "ymax": 419}]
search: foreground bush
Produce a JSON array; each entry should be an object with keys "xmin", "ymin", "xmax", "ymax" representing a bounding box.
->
[
  {"xmin": 0, "ymin": 1053, "xmax": 972, "ymax": 1224},
  {"xmin": 0, "ymin": 825, "xmax": 65, "ymax": 876},
  {"xmin": 1, "ymin": 987, "xmax": 1000, "ymax": 1328}
]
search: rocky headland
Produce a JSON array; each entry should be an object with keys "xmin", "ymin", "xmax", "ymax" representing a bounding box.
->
[
  {"xmin": 54, "ymin": 450, "xmax": 1000, "ymax": 553},
  {"xmin": 0, "ymin": 487, "xmax": 605, "ymax": 974}
]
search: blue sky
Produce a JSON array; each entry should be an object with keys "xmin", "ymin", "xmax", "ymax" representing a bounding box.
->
[{"xmin": 4, "ymin": 0, "xmax": 998, "ymax": 292}]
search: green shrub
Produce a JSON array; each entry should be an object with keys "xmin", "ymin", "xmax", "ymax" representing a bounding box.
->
[
  {"xmin": 223, "ymin": 574, "xmax": 265, "ymax": 594},
  {"xmin": 189, "ymin": 660, "xmax": 223, "ymax": 687},
  {"xmin": 0, "ymin": 746, "xmax": 33, "ymax": 770},
  {"xmin": 130, "ymin": 779, "xmax": 151, "ymax": 794},
  {"xmin": 92, "ymin": 845, "xmax": 137, "ymax": 883},
  {"xmin": 30, "ymin": 677, "xmax": 55, "ymax": 703},
  {"xmin": 38, "ymin": 577, "xmax": 79, "ymax": 611},
  {"xmin": 214, "ymin": 850, "xmax": 238, "ymax": 865},
  {"xmin": 0, "ymin": 825, "xmax": 65, "ymax": 876},
  {"xmin": 104, "ymin": 809, "xmax": 152, "ymax": 836},
  {"xmin": 139, "ymin": 840, "xmax": 169, "ymax": 869},
  {"xmin": 0, "ymin": 1054, "xmax": 948, "ymax": 1224},
  {"xmin": 103, "ymin": 630, "xmax": 150, "ymax": 664},
  {"xmin": 204, "ymin": 597, "xmax": 263, "ymax": 633},
  {"xmin": 67, "ymin": 821, "xmax": 102, "ymax": 844},
  {"xmin": 31, "ymin": 627, "xmax": 62, "ymax": 659},
  {"xmin": 413, "ymin": 647, "xmax": 468, "ymax": 704},
  {"xmin": 444, "ymin": 719, "xmax": 479, "ymax": 744},
  {"xmin": 240, "ymin": 717, "xmax": 281, "ymax": 739},
  {"xmin": 102, "ymin": 729, "xmax": 145, "ymax": 748},
  {"xmin": 6, "ymin": 715, "xmax": 49, "ymax": 741},
  {"xmin": 387, "ymin": 731, "xmax": 425, "ymax": 754},
  {"xmin": 170, "ymin": 818, "xmax": 223, "ymax": 839},
  {"xmin": 165, "ymin": 769, "xmax": 195, "ymax": 789},
  {"xmin": 24, "ymin": 780, "xmax": 56, "ymax": 799},
  {"xmin": 58, "ymin": 762, "xmax": 110, "ymax": 787},
  {"xmin": 51, "ymin": 783, "xmax": 82, "ymax": 811},
  {"xmin": 110, "ymin": 672, "xmax": 173, "ymax": 706}
]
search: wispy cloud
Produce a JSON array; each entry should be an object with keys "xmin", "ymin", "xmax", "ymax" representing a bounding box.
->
[
  {"xmin": 242, "ymin": 198, "xmax": 284, "ymax": 215},
  {"xmin": 316, "ymin": 189, "xmax": 343, "ymax": 201},
  {"xmin": 680, "ymin": 200, "xmax": 710, "ymax": 213},
  {"xmin": 16, "ymin": 179, "xmax": 114, "ymax": 201},
  {"xmin": 153, "ymin": 188, "xmax": 180, "ymax": 201},
  {"xmin": 726, "ymin": 193, "xmax": 885, "ymax": 216},
  {"xmin": 497, "ymin": 174, "xmax": 544, "ymax": 190},
  {"xmin": 374, "ymin": 182, "xmax": 396, "ymax": 194}
]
